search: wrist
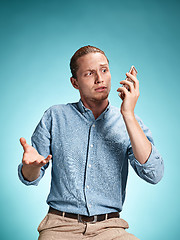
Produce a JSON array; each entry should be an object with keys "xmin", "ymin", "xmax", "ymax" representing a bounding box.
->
[
  {"xmin": 22, "ymin": 164, "xmax": 41, "ymax": 182},
  {"xmin": 22, "ymin": 163, "xmax": 42, "ymax": 170},
  {"xmin": 121, "ymin": 111, "xmax": 135, "ymax": 120}
]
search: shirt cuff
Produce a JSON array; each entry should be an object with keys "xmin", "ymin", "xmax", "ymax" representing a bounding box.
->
[
  {"xmin": 18, "ymin": 163, "xmax": 44, "ymax": 186},
  {"xmin": 132, "ymin": 143, "xmax": 162, "ymax": 168},
  {"xmin": 130, "ymin": 143, "xmax": 164, "ymax": 184}
]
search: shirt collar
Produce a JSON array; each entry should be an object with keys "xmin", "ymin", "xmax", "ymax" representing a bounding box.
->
[
  {"xmin": 77, "ymin": 99, "xmax": 90, "ymax": 114},
  {"xmin": 77, "ymin": 99, "xmax": 111, "ymax": 120}
]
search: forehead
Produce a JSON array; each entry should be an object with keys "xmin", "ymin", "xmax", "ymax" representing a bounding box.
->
[{"xmin": 77, "ymin": 52, "xmax": 109, "ymax": 71}]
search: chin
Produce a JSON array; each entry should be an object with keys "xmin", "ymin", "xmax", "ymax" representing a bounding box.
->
[{"xmin": 93, "ymin": 93, "xmax": 109, "ymax": 102}]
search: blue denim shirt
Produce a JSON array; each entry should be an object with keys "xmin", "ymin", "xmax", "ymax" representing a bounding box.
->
[{"xmin": 18, "ymin": 100, "xmax": 164, "ymax": 216}]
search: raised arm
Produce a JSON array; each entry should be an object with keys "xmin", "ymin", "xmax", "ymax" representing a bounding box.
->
[{"xmin": 117, "ymin": 68, "xmax": 151, "ymax": 164}]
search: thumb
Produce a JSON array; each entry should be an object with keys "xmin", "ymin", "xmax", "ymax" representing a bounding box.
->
[{"xmin": 20, "ymin": 137, "xmax": 29, "ymax": 151}]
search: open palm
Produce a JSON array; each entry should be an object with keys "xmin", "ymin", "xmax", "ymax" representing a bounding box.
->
[{"xmin": 20, "ymin": 137, "xmax": 52, "ymax": 167}]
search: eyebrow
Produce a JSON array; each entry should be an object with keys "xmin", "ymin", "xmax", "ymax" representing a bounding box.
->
[
  {"xmin": 83, "ymin": 64, "xmax": 109, "ymax": 73},
  {"xmin": 99, "ymin": 64, "xmax": 109, "ymax": 67},
  {"xmin": 98, "ymin": 64, "xmax": 109, "ymax": 69}
]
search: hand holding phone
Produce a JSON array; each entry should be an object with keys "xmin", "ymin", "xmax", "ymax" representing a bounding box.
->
[{"xmin": 119, "ymin": 65, "xmax": 138, "ymax": 99}]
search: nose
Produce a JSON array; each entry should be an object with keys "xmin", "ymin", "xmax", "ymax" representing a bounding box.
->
[{"xmin": 95, "ymin": 71, "xmax": 103, "ymax": 84}]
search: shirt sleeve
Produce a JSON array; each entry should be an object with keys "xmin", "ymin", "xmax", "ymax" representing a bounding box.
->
[
  {"xmin": 127, "ymin": 116, "xmax": 164, "ymax": 184},
  {"xmin": 18, "ymin": 108, "xmax": 52, "ymax": 186},
  {"xmin": 18, "ymin": 162, "xmax": 47, "ymax": 186}
]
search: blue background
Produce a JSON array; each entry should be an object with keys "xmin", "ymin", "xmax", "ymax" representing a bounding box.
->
[{"xmin": 0, "ymin": 0, "xmax": 179, "ymax": 239}]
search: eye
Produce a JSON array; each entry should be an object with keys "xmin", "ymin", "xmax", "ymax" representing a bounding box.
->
[
  {"xmin": 85, "ymin": 71, "xmax": 93, "ymax": 77},
  {"xmin": 102, "ymin": 68, "xmax": 107, "ymax": 73}
]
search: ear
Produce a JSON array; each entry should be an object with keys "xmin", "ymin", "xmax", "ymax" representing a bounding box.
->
[{"xmin": 70, "ymin": 77, "xmax": 79, "ymax": 89}]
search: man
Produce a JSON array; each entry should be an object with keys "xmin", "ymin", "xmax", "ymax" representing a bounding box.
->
[{"xmin": 18, "ymin": 45, "xmax": 164, "ymax": 240}]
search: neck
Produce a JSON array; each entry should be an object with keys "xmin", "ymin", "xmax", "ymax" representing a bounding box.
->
[{"xmin": 81, "ymin": 99, "xmax": 109, "ymax": 119}]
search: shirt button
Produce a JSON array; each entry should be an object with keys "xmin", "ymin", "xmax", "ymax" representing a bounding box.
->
[
  {"xmin": 90, "ymin": 144, "xmax": 93, "ymax": 148},
  {"xmin": 87, "ymin": 185, "xmax": 89, "ymax": 189},
  {"xmin": 92, "ymin": 124, "xmax": 95, "ymax": 128},
  {"xmin": 88, "ymin": 164, "xmax": 91, "ymax": 168},
  {"xmin": 89, "ymin": 204, "xmax": 92, "ymax": 208}
]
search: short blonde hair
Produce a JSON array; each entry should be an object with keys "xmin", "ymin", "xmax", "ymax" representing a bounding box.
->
[{"xmin": 70, "ymin": 45, "xmax": 109, "ymax": 78}]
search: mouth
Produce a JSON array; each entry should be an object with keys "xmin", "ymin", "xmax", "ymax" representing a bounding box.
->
[{"xmin": 95, "ymin": 86, "xmax": 107, "ymax": 92}]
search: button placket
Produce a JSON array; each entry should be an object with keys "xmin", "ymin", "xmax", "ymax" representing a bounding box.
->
[{"xmin": 84, "ymin": 122, "xmax": 96, "ymax": 215}]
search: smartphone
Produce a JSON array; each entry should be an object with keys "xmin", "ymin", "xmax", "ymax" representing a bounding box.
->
[
  {"xmin": 126, "ymin": 65, "xmax": 137, "ymax": 82},
  {"xmin": 119, "ymin": 65, "xmax": 138, "ymax": 98}
]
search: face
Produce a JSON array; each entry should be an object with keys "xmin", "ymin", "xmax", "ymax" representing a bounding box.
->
[{"xmin": 71, "ymin": 52, "xmax": 111, "ymax": 106}]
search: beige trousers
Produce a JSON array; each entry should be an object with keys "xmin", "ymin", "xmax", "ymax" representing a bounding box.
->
[{"xmin": 38, "ymin": 213, "xmax": 139, "ymax": 240}]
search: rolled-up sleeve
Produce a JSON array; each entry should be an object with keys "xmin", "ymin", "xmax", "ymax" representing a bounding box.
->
[
  {"xmin": 18, "ymin": 108, "xmax": 52, "ymax": 186},
  {"xmin": 18, "ymin": 163, "xmax": 47, "ymax": 186},
  {"xmin": 128, "ymin": 116, "xmax": 164, "ymax": 184}
]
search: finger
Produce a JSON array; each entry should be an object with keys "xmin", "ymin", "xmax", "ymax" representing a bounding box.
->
[
  {"xmin": 126, "ymin": 73, "xmax": 139, "ymax": 89},
  {"xmin": 45, "ymin": 155, "xmax": 52, "ymax": 161},
  {"xmin": 22, "ymin": 157, "xmax": 37, "ymax": 165},
  {"xmin": 36, "ymin": 157, "xmax": 51, "ymax": 166},
  {"xmin": 22, "ymin": 159, "xmax": 30, "ymax": 165},
  {"xmin": 126, "ymin": 72, "xmax": 137, "ymax": 81},
  {"xmin": 20, "ymin": 137, "xmax": 29, "ymax": 151},
  {"xmin": 38, "ymin": 159, "xmax": 47, "ymax": 165},
  {"xmin": 117, "ymin": 87, "xmax": 129, "ymax": 100},
  {"xmin": 27, "ymin": 159, "xmax": 45, "ymax": 166},
  {"xmin": 39, "ymin": 155, "xmax": 52, "ymax": 165},
  {"xmin": 118, "ymin": 91, "xmax": 125, "ymax": 100},
  {"xmin": 23, "ymin": 157, "xmax": 48, "ymax": 166},
  {"xmin": 117, "ymin": 86, "xmax": 129, "ymax": 95},
  {"xmin": 120, "ymin": 80, "xmax": 134, "ymax": 92},
  {"xmin": 38, "ymin": 155, "xmax": 52, "ymax": 164}
]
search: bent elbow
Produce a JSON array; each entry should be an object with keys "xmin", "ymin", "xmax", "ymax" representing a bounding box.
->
[
  {"xmin": 140, "ymin": 164, "xmax": 164, "ymax": 184},
  {"xmin": 146, "ymin": 168, "xmax": 164, "ymax": 185}
]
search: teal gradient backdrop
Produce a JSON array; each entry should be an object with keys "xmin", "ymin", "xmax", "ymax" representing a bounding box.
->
[{"xmin": 0, "ymin": 0, "xmax": 179, "ymax": 239}]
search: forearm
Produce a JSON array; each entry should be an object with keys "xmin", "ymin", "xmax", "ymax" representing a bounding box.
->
[
  {"xmin": 21, "ymin": 164, "xmax": 41, "ymax": 182},
  {"xmin": 123, "ymin": 113, "xmax": 152, "ymax": 164}
]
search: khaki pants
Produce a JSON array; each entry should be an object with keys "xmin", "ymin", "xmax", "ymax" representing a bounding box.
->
[{"xmin": 38, "ymin": 213, "xmax": 139, "ymax": 240}]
